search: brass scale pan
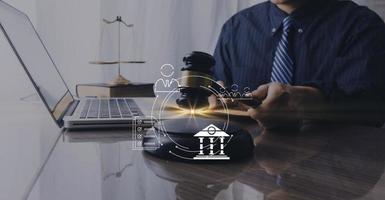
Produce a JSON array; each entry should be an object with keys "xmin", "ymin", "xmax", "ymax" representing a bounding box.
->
[{"xmin": 89, "ymin": 61, "xmax": 146, "ymax": 65}]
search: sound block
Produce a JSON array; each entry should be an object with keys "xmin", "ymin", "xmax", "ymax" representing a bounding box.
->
[{"xmin": 143, "ymin": 117, "xmax": 254, "ymax": 162}]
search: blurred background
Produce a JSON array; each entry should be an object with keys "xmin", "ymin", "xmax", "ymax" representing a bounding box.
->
[{"xmin": 1, "ymin": 0, "xmax": 385, "ymax": 99}]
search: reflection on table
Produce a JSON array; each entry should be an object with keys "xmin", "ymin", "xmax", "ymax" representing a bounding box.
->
[{"xmin": 28, "ymin": 119, "xmax": 385, "ymax": 200}]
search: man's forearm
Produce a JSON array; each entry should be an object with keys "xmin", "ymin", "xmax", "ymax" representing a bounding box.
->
[{"xmin": 289, "ymin": 86, "xmax": 327, "ymax": 114}]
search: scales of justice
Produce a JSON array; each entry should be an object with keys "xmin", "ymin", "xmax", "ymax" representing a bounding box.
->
[{"xmin": 90, "ymin": 16, "xmax": 146, "ymax": 85}]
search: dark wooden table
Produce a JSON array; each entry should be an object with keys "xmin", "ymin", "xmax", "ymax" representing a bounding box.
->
[{"xmin": 26, "ymin": 98, "xmax": 385, "ymax": 200}]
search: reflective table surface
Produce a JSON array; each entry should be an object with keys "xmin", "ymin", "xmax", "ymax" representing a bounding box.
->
[
  {"xmin": 21, "ymin": 98, "xmax": 385, "ymax": 200},
  {"xmin": 0, "ymin": 96, "xmax": 62, "ymax": 200},
  {"xmin": 0, "ymin": 94, "xmax": 381, "ymax": 200}
]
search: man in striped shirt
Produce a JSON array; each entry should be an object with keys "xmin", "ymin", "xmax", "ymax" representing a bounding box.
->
[{"xmin": 211, "ymin": 0, "xmax": 385, "ymax": 128}]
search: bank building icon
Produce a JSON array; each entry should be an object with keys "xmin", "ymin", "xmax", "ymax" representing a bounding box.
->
[{"xmin": 193, "ymin": 124, "xmax": 230, "ymax": 160}]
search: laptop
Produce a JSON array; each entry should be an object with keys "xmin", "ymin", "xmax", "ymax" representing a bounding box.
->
[{"xmin": 0, "ymin": 1, "xmax": 146, "ymax": 129}]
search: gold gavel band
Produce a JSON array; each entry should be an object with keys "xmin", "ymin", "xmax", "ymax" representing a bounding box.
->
[{"xmin": 180, "ymin": 71, "xmax": 213, "ymax": 89}]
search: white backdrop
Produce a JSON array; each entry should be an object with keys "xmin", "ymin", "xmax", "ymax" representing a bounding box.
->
[
  {"xmin": 35, "ymin": 0, "xmax": 102, "ymax": 93},
  {"xmin": 0, "ymin": 0, "xmax": 37, "ymax": 101},
  {"xmin": 99, "ymin": 0, "xmax": 264, "ymax": 84},
  {"xmin": 2, "ymin": 0, "xmax": 385, "ymax": 95},
  {"xmin": 355, "ymin": 0, "xmax": 385, "ymax": 19}
]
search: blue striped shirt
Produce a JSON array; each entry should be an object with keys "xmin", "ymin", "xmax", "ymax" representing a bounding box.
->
[{"xmin": 213, "ymin": 0, "xmax": 385, "ymax": 100}]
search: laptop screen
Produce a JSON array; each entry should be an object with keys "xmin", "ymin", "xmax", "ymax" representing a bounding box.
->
[{"xmin": 0, "ymin": 1, "xmax": 74, "ymax": 126}]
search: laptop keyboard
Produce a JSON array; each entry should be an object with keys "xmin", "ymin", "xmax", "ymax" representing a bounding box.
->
[{"xmin": 79, "ymin": 98, "xmax": 143, "ymax": 119}]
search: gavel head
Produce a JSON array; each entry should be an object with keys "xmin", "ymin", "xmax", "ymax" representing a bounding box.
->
[{"xmin": 176, "ymin": 51, "xmax": 216, "ymax": 109}]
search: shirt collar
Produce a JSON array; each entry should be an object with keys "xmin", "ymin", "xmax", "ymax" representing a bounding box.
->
[
  {"xmin": 269, "ymin": 3, "xmax": 287, "ymax": 35},
  {"xmin": 269, "ymin": 0, "xmax": 336, "ymax": 35}
]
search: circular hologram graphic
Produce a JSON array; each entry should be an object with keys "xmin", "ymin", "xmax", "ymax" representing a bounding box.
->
[{"xmin": 149, "ymin": 72, "xmax": 233, "ymax": 160}]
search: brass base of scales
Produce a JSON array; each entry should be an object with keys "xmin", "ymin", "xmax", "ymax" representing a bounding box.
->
[{"xmin": 89, "ymin": 16, "xmax": 146, "ymax": 85}]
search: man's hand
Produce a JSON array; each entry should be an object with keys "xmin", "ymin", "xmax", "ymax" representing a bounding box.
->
[
  {"xmin": 243, "ymin": 83, "xmax": 325, "ymax": 129},
  {"xmin": 208, "ymin": 81, "xmax": 240, "ymax": 109},
  {"xmin": 208, "ymin": 81, "xmax": 224, "ymax": 109}
]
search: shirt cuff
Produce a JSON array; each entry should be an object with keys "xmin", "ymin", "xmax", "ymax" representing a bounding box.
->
[{"xmin": 302, "ymin": 81, "xmax": 339, "ymax": 101}]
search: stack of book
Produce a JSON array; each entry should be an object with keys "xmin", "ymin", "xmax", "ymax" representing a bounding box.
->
[{"xmin": 76, "ymin": 83, "xmax": 154, "ymax": 98}]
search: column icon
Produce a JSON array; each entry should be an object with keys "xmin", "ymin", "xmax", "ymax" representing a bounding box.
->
[{"xmin": 193, "ymin": 124, "xmax": 230, "ymax": 160}]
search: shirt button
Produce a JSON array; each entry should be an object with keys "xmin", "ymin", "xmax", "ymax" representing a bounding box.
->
[
  {"xmin": 272, "ymin": 28, "xmax": 277, "ymax": 33},
  {"xmin": 298, "ymin": 28, "xmax": 304, "ymax": 33}
]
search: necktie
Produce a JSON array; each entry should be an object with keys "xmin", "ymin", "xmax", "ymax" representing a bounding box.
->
[{"xmin": 271, "ymin": 16, "xmax": 295, "ymax": 85}]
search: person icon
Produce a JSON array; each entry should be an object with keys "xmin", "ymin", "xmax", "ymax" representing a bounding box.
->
[
  {"xmin": 154, "ymin": 64, "xmax": 180, "ymax": 93},
  {"xmin": 242, "ymin": 87, "xmax": 251, "ymax": 98},
  {"xmin": 219, "ymin": 86, "xmax": 228, "ymax": 97},
  {"xmin": 229, "ymin": 84, "xmax": 242, "ymax": 98}
]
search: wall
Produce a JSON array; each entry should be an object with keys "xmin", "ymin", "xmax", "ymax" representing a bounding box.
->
[
  {"xmin": 355, "ymin": 0, "xmax": 385, "ymax": 19},
  {"xmin": 0, "ymin": 0, "xmax": 37, "ymax": 101},
  {"xmin": 35, "ymin": 0, "xmax": 102, "ymax": 93}
]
